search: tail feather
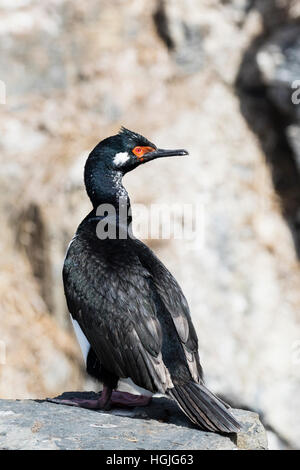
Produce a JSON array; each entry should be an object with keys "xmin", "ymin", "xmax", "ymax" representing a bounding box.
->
[
  {"xmin": 170, "ymin": 386, "xmax": 218, "ymax": 432},
  {"xmin": 168, "ymin": 382, "xmax": 241, "ymax": 433}
]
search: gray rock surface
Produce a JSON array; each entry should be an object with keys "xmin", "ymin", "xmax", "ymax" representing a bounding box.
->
[{"xmin": 0, "ymin": 394, "xmax": 267, "ymax": 450}]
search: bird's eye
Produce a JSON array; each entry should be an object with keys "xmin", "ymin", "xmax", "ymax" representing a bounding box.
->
[
  {"xmin": 132, "ymin": 146, "xmax": 155, "ymax": 158},
  {"xmin": 133, "ymin": 147, "xmax": 143, "ymax": 155}
]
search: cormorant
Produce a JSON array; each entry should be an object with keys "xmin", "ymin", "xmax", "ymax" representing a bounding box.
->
[{"xmin": 54, "ymin": 127, "xmax": 240, "ymax": 433}]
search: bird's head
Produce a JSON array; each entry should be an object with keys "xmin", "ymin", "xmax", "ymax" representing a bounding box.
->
[{"xmin": 87, "ymin": 127, "xmax": 188, "ymax": 174}]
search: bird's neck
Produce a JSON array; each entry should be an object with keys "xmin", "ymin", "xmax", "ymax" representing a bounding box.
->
[{"xmin": 84, "ymin": 162, "xmax": 131, "ymax": 218}]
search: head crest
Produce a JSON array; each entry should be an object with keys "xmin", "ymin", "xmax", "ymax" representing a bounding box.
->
[{"xmin": 118, "ymin": 127, "xmax": 156, "ymax": 149}]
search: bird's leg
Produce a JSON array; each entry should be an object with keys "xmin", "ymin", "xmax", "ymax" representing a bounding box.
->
[{"xmin": 98, "ymin": 385, "xmax": 113, "ymax": 410}]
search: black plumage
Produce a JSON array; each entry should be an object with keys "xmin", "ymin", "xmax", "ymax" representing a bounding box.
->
[{"xmin": 63, "ymin": 128, "xmax": 241, "ymax": 433}]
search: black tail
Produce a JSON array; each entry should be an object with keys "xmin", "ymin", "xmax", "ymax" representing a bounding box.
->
[{"xmin": 168, "ymin": 382, "xmax": 241, "ymax": 433}]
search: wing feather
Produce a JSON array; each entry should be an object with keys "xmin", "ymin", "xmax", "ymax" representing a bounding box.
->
[{"xmin": 132, "ymin": 238, "xmax": 203, "ymax": 383}]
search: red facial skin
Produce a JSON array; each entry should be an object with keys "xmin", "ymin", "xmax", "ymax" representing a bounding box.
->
[{"xmin": 132, "ymin": 146, "xmax": 155, "ymax": 162}]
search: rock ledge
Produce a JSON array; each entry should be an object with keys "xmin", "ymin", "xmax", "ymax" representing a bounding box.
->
[{"xmin": 0, "ymin": 393, "xmax": 267, "ymax": 450}]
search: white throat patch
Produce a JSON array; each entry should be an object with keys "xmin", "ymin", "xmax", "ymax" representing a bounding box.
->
[{"xmin": 113, "ymin": 152, "xmax": 129, "ymax": 166}]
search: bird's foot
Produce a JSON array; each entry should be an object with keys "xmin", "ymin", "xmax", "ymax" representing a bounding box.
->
[
  {"xmin": 47, "ymin": 395, "xmax": 109, "ymax": 410},
  {"xmin": 47, "ymin": 386, "xmax": 112, "ymax": 410},
  {"xmin": 110, "ymin": 391, "xmax": 152, "ymax": 408},
  {"xmin": 47, "ymin": 391, "xmax": 151, "ymax": 410}
]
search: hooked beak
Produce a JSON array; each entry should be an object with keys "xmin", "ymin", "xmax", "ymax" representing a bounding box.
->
[{"xmin": 143, "ymin": 148, "xmax": 189, "ymax": 161}]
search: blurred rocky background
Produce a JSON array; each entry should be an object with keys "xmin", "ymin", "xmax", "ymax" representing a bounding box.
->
[{"xmin": 0, "ymin": 0, "xmax": 300, "ymax": 450}]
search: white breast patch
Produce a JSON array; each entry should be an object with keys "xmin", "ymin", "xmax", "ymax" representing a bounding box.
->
[
  {"xmin": 113, "ymin": 152, "xmax": 129, "ymax": 166},
  {"xmin": 70, "ymin": 316, "xmax": 90, "ymax": 363}
]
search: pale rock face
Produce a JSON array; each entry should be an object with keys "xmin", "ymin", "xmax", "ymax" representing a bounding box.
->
[{"xmin": 0, "ymin": 0, "xmax": 300, "ymax": 449}]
